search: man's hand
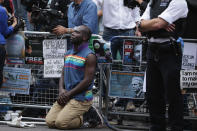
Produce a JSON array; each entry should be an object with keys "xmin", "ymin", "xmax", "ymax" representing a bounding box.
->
[
  {"xmin": 52, "ymin": 25, "xmax": 67, "ymax": 35},
  {"xmin": 164, "ymin": 24, "xmax": 175, "ymax": 32},
  {"xmin": 135, "ymin": 29, "xmax": 142, "ymax": 37},
  {"xmin": 57, "ymin": 91, "xmax": 71, "ymax": 106},
  {"xmin": 12, "ymin": 16, "xmax": 17, "ymax": 28}
]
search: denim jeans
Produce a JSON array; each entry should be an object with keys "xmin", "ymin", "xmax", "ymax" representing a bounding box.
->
[
  {"xmin": 102, "ymin": 27, "xmax": 135, "ymax": 59},
  {"xmin": 13, "ymin": 0, "xmax": 34, "ymax": 31},
  {"xmin": 0, "ymin": 46, "xmax": 6, "ymax": 88}
]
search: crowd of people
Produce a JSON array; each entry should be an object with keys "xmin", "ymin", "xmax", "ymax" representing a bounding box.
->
[{"xmin": 1, "ymin": 0, "xmax": 197, "ymax": 130}]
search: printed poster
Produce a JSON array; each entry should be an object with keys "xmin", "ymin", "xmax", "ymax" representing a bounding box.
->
[
  {"xmin": 109, "ymin": 71, "xmax": 145, "ymax": 99},
  {"xmin": 25, "ymin": 32, "xmax": 45, "ymax": 64},
  {"xmin": 123, "ymin": 39, "xmax": 142, "ymax": 66},
  {"xmin": 180, "ymin": 70, "xmax": 197, "ymax": 89},
  {"xmin": 0, "ymin": 67, "xmax": 31, "ymax": 95},
  {"xmin": 182, "ymin": 42, "xmax": 197, "ymax": 70},
  {"xmin": 6, "ymin": 33, "xmax": 25, "ymax": 58},
  {"xmin": 6, "ymin": 33, "xmax": 25, "ymax": 64}
]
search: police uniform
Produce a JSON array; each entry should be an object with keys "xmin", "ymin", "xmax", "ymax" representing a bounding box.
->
[{"xmin": 140, "ymin": 0, "xmax": 188, "ymax": 130}]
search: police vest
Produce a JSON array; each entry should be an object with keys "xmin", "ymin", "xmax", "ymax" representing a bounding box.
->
[{"xmin": 148, "ymin": 0, "xmax": 186, "ymax": 39}]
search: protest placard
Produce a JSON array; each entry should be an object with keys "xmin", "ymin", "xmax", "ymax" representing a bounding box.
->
[
  {"xmin": 24, "ymin": 32, "xmax": 45, "ymax": 64},
  {"xmin": 43, "ymin": 39, "xmax": 67, "ymax": 59},
  {"xmin": 0, "ymin": 67, "xmax": 31, "ymax": 95},
  {"xmin": 182, "ymin": 42, "xmax": 197, "ymax": 70},
  {"xmin": 181, "ymin": 70, "xmax": 197, "ymax": 88},
  {"xmin": 109, "ymin": 71, "xmax": 145, "ymax": 99},
  {"xmin": 44, "ymin": 59, "xmax": 64, "ymax": 78}
]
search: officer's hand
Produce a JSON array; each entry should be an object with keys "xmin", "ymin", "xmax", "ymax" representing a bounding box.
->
[
  {"xmin": 164, "ymin": 24, "xmax": 175, "ymax": 32},
  {"xmin": 135, "ymin": 30, "xmax": 142, "ymax": 37}
]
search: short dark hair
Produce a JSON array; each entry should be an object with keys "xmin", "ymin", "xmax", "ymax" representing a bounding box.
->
[{"xmin": 80, "ymin": 25, "xmax": 92, "ymax": 41}]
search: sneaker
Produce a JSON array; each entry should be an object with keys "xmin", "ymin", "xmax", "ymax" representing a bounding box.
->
[{"xmin": 83, "ymin": 106, "xmax": 103, "ymax": 128}]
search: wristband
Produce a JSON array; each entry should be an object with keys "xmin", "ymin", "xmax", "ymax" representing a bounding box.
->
[
  {"xmin": 136, "ymin": 21, "xmax": 142, "ymax": 29},
  {"xmin": 67, "ymin": 28, "xmax": 71, "ymax": 34}
]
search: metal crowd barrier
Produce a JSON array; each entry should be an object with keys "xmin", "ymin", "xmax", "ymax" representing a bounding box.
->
[
  {"xmin": 0, "ymin": 31, "xmax": 101, "ymax": 121},
  {"xmin": 0, "ymin": 32, "xmax": 197, "ymax": 131},
  {"xmin": 98, "ymin": 37, "xmax": 197, "ymax": 130}
]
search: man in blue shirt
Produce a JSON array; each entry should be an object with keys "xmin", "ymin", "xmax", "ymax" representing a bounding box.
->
[
  {"xmin": 46, "ymin": 25, "xmax": 102, "ymax": 129},
  {"xmin": 0, "ymin": 0, "xmax": 17, "ymax": 88},
  {"xmin": 52, "ymin": 0, "xmax": 98, "ymax": 35}
]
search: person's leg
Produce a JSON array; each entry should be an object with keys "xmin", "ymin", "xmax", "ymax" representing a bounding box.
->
[
  {"xmin": 103, "ymin": 27, "xmax": 119, "ymax": 59},
  {"xmin": 55, "ymin": 99, "xmax": 92, "ymax": 129},
  {"xmin": 146, "ymin": 46, "xmax": 166, "ymax": 131},
  {"xmin": 45, "ymin": 102, "xmax": 63, "ymax": 128},
  {"xmin": 160, "ymin": 46, "xmax": 183, "ymax": 131},
  {"xmin": 13, "ymin": 0, "xmax": 33, "ymax": 31},
  {"xmin": 0, "ymin": 46, "xmax": 6, "ymax": 88},
  {"xmin": 20, "ymin": 4, "xmax": 34, "ymax": 31},
  {"xmin": 12, "ymin": 0, "xmax": 19, "ymax": 17}
]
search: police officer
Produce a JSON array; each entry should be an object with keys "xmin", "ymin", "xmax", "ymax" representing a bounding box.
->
[{"xmin": 137, "ymin": 0, "xmax": 188, "ymax": 130}]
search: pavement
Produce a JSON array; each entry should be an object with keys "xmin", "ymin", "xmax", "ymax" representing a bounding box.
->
[{"xmin": 0, "ymin": 125, "xmax": 112, "ymax": 131}]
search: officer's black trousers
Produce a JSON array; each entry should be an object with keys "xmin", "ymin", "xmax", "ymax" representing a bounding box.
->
[{"xmin": 146, "ymin": 42, "xmax": 183, "ymax": 131}]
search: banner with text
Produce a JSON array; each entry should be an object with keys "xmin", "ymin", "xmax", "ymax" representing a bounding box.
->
[{"xmin": 0, "ymin": 67, "xmax": 31, "ymax": 94}]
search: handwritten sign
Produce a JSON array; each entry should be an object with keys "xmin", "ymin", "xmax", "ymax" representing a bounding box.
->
[
  {"xmin": 44, "ymin": 59, "xmax": 64, "ymax": 78},
  {"xmin": 43, "ymin": 39, "xmax": 67, "ymax": 59}
]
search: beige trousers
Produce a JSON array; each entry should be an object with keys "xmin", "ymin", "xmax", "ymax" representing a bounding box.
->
[{"xmin": 45, "ymin": 99, "xmax": 92, "ymax": 129}]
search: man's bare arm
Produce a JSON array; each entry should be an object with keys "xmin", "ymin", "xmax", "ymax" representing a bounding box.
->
[
  {"xmin": 59, "ymin": 68, "xmax": 66, "ymax": 95},
  {"xmin": 139, "ymin": 17, "xmax": 169, "ymax": 32}
]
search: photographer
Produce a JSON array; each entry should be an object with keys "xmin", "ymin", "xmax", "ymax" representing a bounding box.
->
[
  {"xmin": 21, "ymin": 0, "xmax": 71, "ymax": 31},
  {"xmin": 52, "ymin": 0, "xmax": 98, "ymax": 35},
  {"xmin": 52, "ymin": 0, "xmax": 98, "ymax": 50},
  {"xmin": 0, "ymin": 0, "xmax": 17, "ymax": 88}
]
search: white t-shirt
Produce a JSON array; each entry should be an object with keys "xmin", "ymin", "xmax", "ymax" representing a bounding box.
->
[
  {"xmin": 93, "ymin": 0, "xmax": 140, "ymax": 30},
  {"xmin": 141, "ymin": 0, "xmax": 188, "ymax": 24}
]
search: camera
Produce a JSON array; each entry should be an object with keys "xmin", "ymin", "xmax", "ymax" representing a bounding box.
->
[
  {"xmin": 124, "ymin": 0, "xmax": 140, "ymax": 9},
  {"xmin": 30, "ymin": 8, "xmax": 67, "ymax": 32},
  {"xmin": 21, "ymin": 0, "xmax": 70, "ymax": 32},
  {"xmin": 7, "ymin": 17, "xmax": 25, "ymax": 37}
]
